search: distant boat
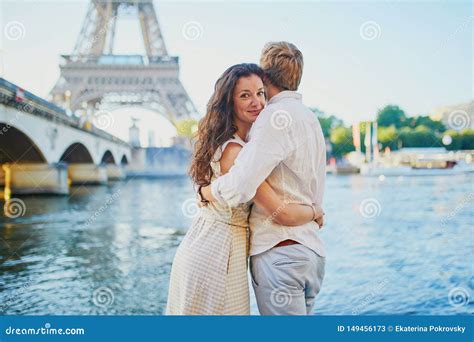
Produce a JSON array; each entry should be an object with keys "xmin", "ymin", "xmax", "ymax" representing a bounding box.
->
[
  {"xmin": 360, "ymin": 162, "xmax": 474, "ymax": 177},
  {"xmin": 326, "ymin": 164, "xmax": 360, "ymax": 175},
  {"xmin": 356, "ymin": 145, "xmax": 474, "ymax": 176}
]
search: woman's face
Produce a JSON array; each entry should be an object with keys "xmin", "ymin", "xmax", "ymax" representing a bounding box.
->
[{"xmin": 233, "ymin": 74, "xmax": 266, "ymax": 124}]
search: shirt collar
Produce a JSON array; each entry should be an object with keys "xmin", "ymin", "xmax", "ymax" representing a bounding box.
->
[{"xmin": 267, "ymin": 90, "xmax": 302, "ymax": 105}]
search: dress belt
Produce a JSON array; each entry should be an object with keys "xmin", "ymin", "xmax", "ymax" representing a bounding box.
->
[
  {"xmin": 274, "ymin": 239, "xmax": 300, "ymax": 248},
  {"xmin": 197, "ymin": 210, "xmax": 248, "ymax": 228}
]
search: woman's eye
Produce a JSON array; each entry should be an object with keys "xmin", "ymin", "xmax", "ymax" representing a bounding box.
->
[
  {"xmin": 258, "ymin": 91, "xmax": 265, "ymax": 96},
  {"xmin": 241, "ymin": 94, "xmax": 249, "ymax": 98}
]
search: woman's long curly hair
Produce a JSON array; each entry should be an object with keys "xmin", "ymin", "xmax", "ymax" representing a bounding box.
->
[{"xmin": 189, "ymin": 63, "xmax": 264, "ymax": 187}]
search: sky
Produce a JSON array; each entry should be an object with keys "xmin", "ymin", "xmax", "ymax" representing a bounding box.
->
[{"xmin": 0, "ymin": 0, "xmax": 472, "ymax": 146}]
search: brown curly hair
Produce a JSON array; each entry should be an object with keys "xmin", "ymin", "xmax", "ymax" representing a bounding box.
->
[{"xmin": 189, "ymin": 63, "xmax": 264, "ymax": 186}]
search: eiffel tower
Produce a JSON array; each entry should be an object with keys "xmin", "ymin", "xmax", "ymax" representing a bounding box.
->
[{"xmin": 50, "ymin": 0, "xmax": 198, "ymax": 124}]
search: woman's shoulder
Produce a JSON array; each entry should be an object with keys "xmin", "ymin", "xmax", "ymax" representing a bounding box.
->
[
  {"xmin": 222, "ymin": 135, "xmax": 246, "ymax": 151},
  {"xmin": 213, "ymin": 135, "xmax": 246, "ymax": 160},
  {"xmin": 211, "ymin": 135, "xmax": 246, "ymax": 175}
]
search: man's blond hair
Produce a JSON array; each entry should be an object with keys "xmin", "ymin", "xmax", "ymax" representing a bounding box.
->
[{"xmin": 259, "ymin": 41, "xmax": 303, "ymax": 91}]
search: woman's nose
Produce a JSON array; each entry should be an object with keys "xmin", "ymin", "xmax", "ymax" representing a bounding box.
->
[{"xmin": 250, "ymin": 95, "xmax": 261, "ymax": 107}]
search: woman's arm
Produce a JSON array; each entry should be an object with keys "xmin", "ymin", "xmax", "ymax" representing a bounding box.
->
[
  {"xmin": 253, "ymin": 182, "xmax": 323, "ymax": 227},
  {"xmin": 219, "ymin": 143, "xmax": 323, "ymax": 227}
]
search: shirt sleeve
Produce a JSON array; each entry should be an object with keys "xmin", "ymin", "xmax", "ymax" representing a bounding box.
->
[{"xmin": 210, "ymin": 107, "xmax": 295, "ymax": 207}]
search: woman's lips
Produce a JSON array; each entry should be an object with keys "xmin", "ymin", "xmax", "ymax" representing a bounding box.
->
[{"xmin": 248, "ymin": 109, "xmax": 261, "ymax": 116}]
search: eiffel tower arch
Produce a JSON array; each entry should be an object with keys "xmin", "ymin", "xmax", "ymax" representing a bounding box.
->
[{"xmin": 50, "ymin": 0, "xmax": 199, "ymax": 125}]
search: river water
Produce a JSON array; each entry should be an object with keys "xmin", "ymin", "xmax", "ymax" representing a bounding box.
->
[{"xmin": 1, "ymin": 174, "xmax": 473, "ymax": 315}]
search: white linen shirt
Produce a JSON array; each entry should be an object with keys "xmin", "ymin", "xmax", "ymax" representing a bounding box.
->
[{"xmin": 211, "ymin": 91, "xmax": 327, "ymax": 257}]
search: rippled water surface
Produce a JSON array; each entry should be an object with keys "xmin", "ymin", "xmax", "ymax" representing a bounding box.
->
[{"xmin": 1, "ymin": 174, "xmax": 473, "ymax": 315}]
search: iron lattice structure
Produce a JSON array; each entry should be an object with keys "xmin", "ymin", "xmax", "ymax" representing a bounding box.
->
[{"xmin": 50, "ymin": 0, "xmax": 199, "ymax": 123}]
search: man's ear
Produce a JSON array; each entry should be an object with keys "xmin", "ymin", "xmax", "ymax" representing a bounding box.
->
[{"xmin": 261, "ymin": 73, "xmax": 269, "ymax": 85}]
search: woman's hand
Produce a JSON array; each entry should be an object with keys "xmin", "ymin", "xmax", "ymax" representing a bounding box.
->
[
  {"xmin": 200, "ymin": 185, "xmax": 215, "ymax": 202},
  {"xmin": 313, "ymin": 204, "xmax": 325, "ymax": 229}
]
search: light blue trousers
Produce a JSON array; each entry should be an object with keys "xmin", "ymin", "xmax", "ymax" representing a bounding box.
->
[{"xmin": 250, "ymin": 244, "xmax": 325, "ymax": 315}]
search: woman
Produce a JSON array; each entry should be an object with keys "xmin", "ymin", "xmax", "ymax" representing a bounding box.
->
[{"xmin": 166, "ymin": 63, "xmax": 323, "ymax": 315}]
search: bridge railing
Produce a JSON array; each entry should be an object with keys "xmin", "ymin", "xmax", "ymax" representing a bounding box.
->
[
  {"xmin": 0, "ymin": 77, "xmax": 78, "ymax": 124},
  {"xmin": 0, "ymin": 78, "xmax": 130, "ymax": 147}
]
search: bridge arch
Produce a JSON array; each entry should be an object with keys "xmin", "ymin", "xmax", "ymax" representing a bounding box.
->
[
  {"xmin": 59, "ymin": 142, "xmax": 94, "ymax": 164},
  {"xmin": 100, "ymin": 150, "xmax": 116, "ymax": 164},
  {"xmin": 120, "ymin": 155, "xmax": 128, "ymax": 165},
  {"xmin": 0, "ymin": 123, "xmax": 47, "ymax": 163}
]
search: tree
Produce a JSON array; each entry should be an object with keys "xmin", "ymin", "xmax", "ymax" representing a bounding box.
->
[
  {"xmin": 311, "ymin": 108, "xmax": 342, "ymax": 138},
  {"xmin": 460, "ymin": 129, "xmax": 474, "ymax": 149},
  {"xmin": 399, "ymin": 125, "xmax": 442, "ymax": 148},
  {"xmin": 411, "ymin": 116, "xmax": 446, "ymax": 132},
  {"xmin": 377, "ymin": 125, "xmax": 398, "ymax": 150},
  {"xmin": 445, "ymin": 129, "xmax": 474, "ymax": 150},
  {"xmin": 175, "ymin": 119, "xmax": 198, "ymax": 138},
  {"xmin": 443, "ymin": 130, "xmax": 462, "ymax": 150},
  {"xmin": 376, "ymin": 105, "xmax": 407, "ymax": 128},
  {"xmin": 330, "ymin": 126, "xmax": 354, "ymax": 157}
]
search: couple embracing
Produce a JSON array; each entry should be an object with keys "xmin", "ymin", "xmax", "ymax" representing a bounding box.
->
[{"xmin": 166, "ymin": 41, "xmax": 327, "ymax": 316}]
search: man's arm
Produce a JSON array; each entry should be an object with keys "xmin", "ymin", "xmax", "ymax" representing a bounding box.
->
[{"xmin": 201, "ymin": 108, "xmax": 295, "ymax": 207}]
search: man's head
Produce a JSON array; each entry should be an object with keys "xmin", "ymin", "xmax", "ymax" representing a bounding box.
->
[{"xmin": 259, "ymin": 41, "xmax": 304, "ymax": 92}]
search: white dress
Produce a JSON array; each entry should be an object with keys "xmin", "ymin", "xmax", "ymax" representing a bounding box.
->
[{"xmin": 166, "ymin": 135, "xmax": 251, "ymax": 315}]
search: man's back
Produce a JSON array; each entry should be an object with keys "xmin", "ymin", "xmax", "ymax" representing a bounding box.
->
[{"xmin": 248, "ymin": 91, "xmax": 326, "ymax": 257}]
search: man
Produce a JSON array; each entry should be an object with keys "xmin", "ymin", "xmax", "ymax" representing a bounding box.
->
[{"xmin": 201, "ymin": 41, "xmax": 326, "ymax": 315}]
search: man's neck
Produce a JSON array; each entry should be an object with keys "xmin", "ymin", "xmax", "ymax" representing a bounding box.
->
[{"xmin": 266, "ymin": 84, "xmax": 282, "ymax": 101}]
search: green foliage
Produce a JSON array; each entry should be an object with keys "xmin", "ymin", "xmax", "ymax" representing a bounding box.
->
[
  {"xmin": 405, "ymin": 115, "xmax": 446, "ymax": 132},
  {"xmin": 310, "ymin": 105, "xmax": 472, "ymax": 158},
  {"xmin": 175, "ymin": 119, "xmax": 198, "ymax": 138},
  {"xmin": 444, "ymin": 129, "xmax": 474, "ymax": 150},
  {"xmin": 398, "ymin": 126, "xmax": 442, "ymax": 148},
  {"xmin": 376, "ymin": 105, "xmax": 407, "ymax": 128},
  {"xmin": 312, "ymin": 108, "xmax": 342, "ymax": 138},
  {"xmin": 330, "ymin": 126, "xmax": 355, "ymax": 157},
  {"xmin": 377, "ymin": 125, "xmax": 398, "ymax": 150},
  {"xmin": 459, "ymin": 129, "xmax": 474, "ymax": 149}
]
